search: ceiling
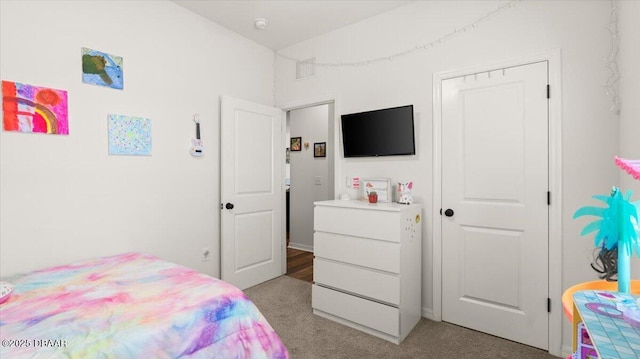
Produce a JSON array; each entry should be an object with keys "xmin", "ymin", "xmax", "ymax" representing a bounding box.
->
[{"xmin": 171, "ymin": 1, "xmax": 413, "ymax": 50}]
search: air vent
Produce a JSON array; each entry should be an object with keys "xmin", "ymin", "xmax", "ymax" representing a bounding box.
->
[{"xmin": 296, "ymin": 57, "xmax": 316, "ymax": 79}]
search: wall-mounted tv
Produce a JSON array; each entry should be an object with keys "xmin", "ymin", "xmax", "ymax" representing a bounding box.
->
[{"xmin": 341, "ymin": 105, "xmax": 415, "ymax": 158}]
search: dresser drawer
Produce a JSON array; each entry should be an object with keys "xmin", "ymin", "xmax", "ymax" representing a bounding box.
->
[
  {"xmin": 312, "ymin": 284, "xmax": 399, "ymax": 337},
  {"xmin": 314, "ymin": 232, "xmax": 400, "ymax": 273},
  {"xmin": 314, "ymin": 258, "xmax": 400, "ymax": 305},
  {"xmin": 314, "ymin": 206, "xmax": 400, "ymax": 242}
]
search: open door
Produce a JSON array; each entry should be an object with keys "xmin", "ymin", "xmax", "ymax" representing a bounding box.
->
[{"xmin": 221, "ymin": 96, "xmax": 285, "ymax": 290}]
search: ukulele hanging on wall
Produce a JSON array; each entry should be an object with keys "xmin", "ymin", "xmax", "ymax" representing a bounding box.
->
[{"xmin": 190, "ymin": 114, "xmax": 204, "ymax": 157}]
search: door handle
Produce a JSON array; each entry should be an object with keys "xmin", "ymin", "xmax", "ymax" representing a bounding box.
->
[
  {"xmin": 444, "ymin": 208, "xmax": 454, "ymax": 217},
  {"xmin": 225, "ymin": 203, "xmax": 234, "ymax": 210}
]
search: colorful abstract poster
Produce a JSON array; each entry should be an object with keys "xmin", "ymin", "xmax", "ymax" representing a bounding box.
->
[
  {"xmin": 82, "ymin": 47, "xmax": 123, "ymax": 90},
  {"xmin": 2, "ymin": 80, "xmax": 69, "ymax": 135},
  {"xmin": 108, "ymin": 114, "xmax": 152, "ymax": 156}
]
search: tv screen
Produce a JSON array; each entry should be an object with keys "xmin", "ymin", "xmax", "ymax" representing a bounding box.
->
[{"xmin": 341, "ymin": 105, "xmax": 415, "ymax": 157}]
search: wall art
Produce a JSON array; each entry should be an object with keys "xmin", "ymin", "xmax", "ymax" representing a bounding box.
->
[
  {"xmin": 2, "ymin": 80, "xmax": 69, "ymax": 135},
  {"xmin": 108, "ymin": 114, "xmax": 152, "ymax": 156},
  {"xmin": 82, "ymin": 47, "xmax": 123, "ymax": 90},
  {"xmin": 314, "ymin": 142, "xmax": 326, "ymax": 157},
  {"xmin": 290, "ymin": 137, "xmax": 301, "ymax": 151}
]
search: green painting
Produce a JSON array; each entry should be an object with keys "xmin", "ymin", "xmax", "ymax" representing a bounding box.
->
[{"xmin": 82, "ymin": 47, "xmax": 123, "ymax": 90}]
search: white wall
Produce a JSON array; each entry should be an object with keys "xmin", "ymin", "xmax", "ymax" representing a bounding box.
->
[
  {"xmin": 289, "ymin": 104, "xmax": 331, "ymax": 251},
  {"xmin": 0, "ymin": 0, "xmax": 274, "ymax": 277},
  {"xmin": 618, "ymin": 0, "xmax": 640, "ymax": 275},
  {"xmin": 275, "ymin": 0, "xmax": 623, "ymax": 354}
]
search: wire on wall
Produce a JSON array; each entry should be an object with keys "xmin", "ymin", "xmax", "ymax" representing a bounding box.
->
[
  {"xmin": 275, "ymin": 0, "xmax": 620, "ymax": 115},
  {"xmin": 603, "ymin": 0, "xmax": 620, "ymax": 114},
  {"xmin": 275, "ymin": 0, "xmax": 522, "ymax": 68}
]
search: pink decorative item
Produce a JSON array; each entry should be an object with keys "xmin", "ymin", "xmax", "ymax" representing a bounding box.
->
[
  {"xmin": 615, "ymin": 156, "xmax": 640, "ymax": 180},
  {"xmin": 397, "ymin": 181, "xmax": 413, "ymax": 204}
]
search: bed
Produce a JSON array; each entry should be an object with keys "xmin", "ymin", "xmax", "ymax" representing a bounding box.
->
[{"xmin": 0, "ymin": 252, "xmax": 288, "ymax": 358}]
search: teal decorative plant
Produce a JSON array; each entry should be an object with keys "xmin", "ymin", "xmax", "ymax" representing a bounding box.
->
[{"xmin": 573, "ymin": 187, "xmax": 640, "ymax": 293}]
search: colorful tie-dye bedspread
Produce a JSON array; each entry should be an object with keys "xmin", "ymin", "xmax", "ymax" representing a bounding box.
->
[{"xmin": 0, "ymin": 252, "xmax": 288, "ymax": 358}]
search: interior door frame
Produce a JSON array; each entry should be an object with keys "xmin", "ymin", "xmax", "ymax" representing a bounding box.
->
[
  {"xmin": 431, "ymin": 50, "xmax": 563, "ymax": 357},
  {"xmin": 278, "ymin": 95, "xmax": 340, "ymax": 273}
]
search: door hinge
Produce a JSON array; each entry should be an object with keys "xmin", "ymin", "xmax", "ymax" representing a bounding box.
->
[
  {"xmin": 547, "ymin": 191, "xmax": 551, "ymax": 206},
  {"xmin": 546, "ymin": 84, "xmax": 550, "ymax": 99},
  {"xmin": 547, "ymin": 298, "xmax": 551, "ymax": 313}
]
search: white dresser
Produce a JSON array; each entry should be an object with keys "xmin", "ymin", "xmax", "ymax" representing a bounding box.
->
[{"xmin": 311, "ymin": 200, "xmax": 422, "ymax": 344}]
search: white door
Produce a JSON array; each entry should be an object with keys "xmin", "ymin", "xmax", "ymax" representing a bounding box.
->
[
  {"xmin": 441, "ymin": 61, "xmax": 549, "ymax": 349},
  {"xmin": 221, "ymin": 96, "xmax": 285, "ymax": 290}
]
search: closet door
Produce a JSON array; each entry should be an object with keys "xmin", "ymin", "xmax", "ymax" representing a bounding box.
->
[{"xmin": 441, "ymin": 61, "xmax": 549, "ymax": 349}]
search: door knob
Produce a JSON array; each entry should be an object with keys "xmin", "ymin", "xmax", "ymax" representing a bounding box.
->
[
  {"xmin": 225, "ymin": 203, "xmax": 234, "ymax": 210},
  {"xmin": 444, "ymin": 209, "xmax": 454, "ymax": 217}
]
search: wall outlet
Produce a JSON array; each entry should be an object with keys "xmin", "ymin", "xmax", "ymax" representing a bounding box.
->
[{"xmin": 202, "ymin": 247, "xmax": 210, "ymax": 261}]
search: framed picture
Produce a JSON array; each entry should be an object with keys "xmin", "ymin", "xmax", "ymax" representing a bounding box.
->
[
  {"xmin": 314, "ymin": 142, "xmax": 326, "ymax": 157},
  {"xmin": 291, "ymin": 137, "xmax": 301, "ymax": 151},
  {"xmin": 361, "ymin": 178, "xmax": 391, "ymax": 202}
]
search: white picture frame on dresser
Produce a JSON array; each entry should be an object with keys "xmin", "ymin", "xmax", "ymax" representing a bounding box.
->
[
  {"xmin": 312, "ymin": 199, "xmax": 422, "ymax": 344},
  {"xmin": 361, "ymin": 178, "xmax": 391, "ymax": 202}
]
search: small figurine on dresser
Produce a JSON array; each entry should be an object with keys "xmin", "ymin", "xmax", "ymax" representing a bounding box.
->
[{"xmin": 397, "ymin": 181, "xmax": 413, "ymax": 205}]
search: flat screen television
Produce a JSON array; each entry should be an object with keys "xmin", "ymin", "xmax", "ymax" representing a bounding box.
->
[{"xmin": 341, "ymin": 105, "xmax": 415, "ymax": 157}]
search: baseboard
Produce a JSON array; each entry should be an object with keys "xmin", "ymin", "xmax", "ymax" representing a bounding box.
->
[
  {"xmin": 288, "ymin": 242, "xmax": 314, "ymax": 252},
  {"xmin": 422, "ymin": 307, "xmax": 436, "ymax": 321}
]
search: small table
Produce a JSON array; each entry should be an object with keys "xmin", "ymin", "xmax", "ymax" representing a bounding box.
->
[{"xmin": 572, "ymin": 290, "xmax": 640, "ymax": 358}]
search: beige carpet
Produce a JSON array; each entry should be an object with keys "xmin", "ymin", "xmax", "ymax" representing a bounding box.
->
[{"xmin": 244, "ymin": 275, "xmax": 559, "ymax": 359}]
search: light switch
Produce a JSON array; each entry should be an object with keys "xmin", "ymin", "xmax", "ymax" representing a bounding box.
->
[{"xmin": 315, "ymin": 176, "xmax": 322, "ymax": 185}]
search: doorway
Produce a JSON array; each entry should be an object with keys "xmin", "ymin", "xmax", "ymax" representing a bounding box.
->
[
  {"xmin": 285, "ymin": 103, "xmax": 335, "ymax": 283},
  {"xmin": 432, "ymin": 51, "xmax": 563, "ymax": 356}
]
